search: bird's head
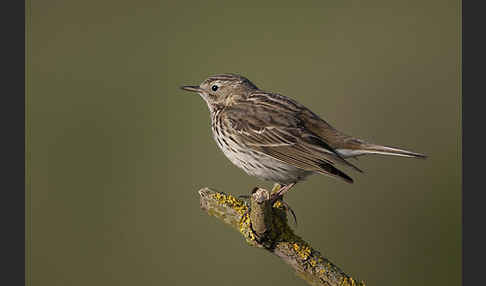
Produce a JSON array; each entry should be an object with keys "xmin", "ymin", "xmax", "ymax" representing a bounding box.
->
[{"xmin": 181, "ymin": 73, "xmax": 258, "ymax": 110}]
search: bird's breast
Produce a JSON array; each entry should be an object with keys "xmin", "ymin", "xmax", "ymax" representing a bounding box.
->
[{"xmin": 210, "ymin": 116, "xmax": 312, "ymax": 184}]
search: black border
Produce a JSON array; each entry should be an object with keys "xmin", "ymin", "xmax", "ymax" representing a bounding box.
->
[
  {"xmin": 463, "ymin": 0, "xmax": 483, "ymax": 285},
  {"xmin": 1, "ymin": 0, "xmax": 25, "ymax": 285}
]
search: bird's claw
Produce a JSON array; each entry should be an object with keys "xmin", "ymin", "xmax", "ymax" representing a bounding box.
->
[
  {"xmin": 270, "ymin": 194, "xmax": 298, "ymax": 227},
  {"xmin": 239, "ymin": 186, "xmax": 297, "ymax": 227},
  {"xmin": 281, "ymin": 200, "xmax": 298, "ymax": 227}
]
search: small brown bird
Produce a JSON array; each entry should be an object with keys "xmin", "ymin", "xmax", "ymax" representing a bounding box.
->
[{"xmin": 181, "ymin": 74, "xmax": 426, "ymax": 200}]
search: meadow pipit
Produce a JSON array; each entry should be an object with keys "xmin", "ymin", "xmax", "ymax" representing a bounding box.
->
[{"xmin": 181, "ymin": 74, "xmax": 426, "ymax": 201}]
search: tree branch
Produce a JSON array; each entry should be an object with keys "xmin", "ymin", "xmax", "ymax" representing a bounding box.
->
[{"xmin": 198, "ymin": 187, "xmax": 366, "ymax": 286}]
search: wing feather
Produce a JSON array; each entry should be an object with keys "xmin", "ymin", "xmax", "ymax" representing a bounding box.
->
[{"xmin": 222, "ymin": 105, "xmax": 360, "ymax": 183}]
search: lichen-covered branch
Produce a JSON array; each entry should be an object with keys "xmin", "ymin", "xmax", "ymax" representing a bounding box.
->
[{"xmin": 199, "ymin": 187, "xmax": 366, "ymax": 286}]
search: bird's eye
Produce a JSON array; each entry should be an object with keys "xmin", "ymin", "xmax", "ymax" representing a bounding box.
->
[{"xmin": 211, "ymin": 85, "xmax": 219, "ymax": 91}]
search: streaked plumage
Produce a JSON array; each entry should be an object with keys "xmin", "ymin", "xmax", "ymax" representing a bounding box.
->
[{"xmin": 181, "ymin": 73, "xmax": 425, "ymax": 194}]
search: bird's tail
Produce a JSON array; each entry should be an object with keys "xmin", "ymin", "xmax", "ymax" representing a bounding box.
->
[{"xmin": 337, "ymin": 141, "xmax": 427, "ymax": 159}]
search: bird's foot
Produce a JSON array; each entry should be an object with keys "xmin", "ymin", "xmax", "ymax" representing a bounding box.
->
[
  {"xmin": 239, "ymin": 185, "xmax": 298, "ymax": 227},
  {"xmin": 270, "ymin": 182, "xmax": 296, "ymax": 199},
  {"xmin": 270, "ymin": 195, "xmax": 298, "ymax": 227}
]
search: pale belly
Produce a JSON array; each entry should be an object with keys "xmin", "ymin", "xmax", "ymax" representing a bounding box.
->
[{"xmin": 212, "ymin": 131, "xmax": 313, "ymax": 185}]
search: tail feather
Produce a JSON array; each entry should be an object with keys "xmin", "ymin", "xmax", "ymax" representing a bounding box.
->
[{"xmin": 337, "ymin": 143, "xmax": 427, "ymax": 159}]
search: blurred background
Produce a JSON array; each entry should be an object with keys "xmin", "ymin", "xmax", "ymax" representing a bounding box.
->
[{"xmin": 30, "ymin": 1, "xmax": 460, "ymax": 285}]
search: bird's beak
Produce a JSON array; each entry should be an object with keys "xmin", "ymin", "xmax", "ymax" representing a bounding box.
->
[{"xmin": 180, "ymin": 85, "xmax": 202, "ymax": 93}]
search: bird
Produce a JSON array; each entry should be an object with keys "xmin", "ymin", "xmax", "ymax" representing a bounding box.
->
[{"xmin": 181, "ymin": 73, "xmax": 426, "ymax": 201}]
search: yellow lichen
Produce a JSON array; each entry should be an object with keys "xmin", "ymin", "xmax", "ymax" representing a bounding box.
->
[
  {"xmin": 209, "ymin": 192, "xmax": 257, "ymax": 243},
  {"xmin": 272, "ymin": 200, "xmax": 284, "ymax": 209},
  {"xmin": 309, "ymin": 258, "xmax": 317, "ymax": 267},
  {"xmin": 292, "ymin": 242, "xmax": 312, "ymax": 260},
  {"xmin": 293, "ymin": 243, "xmax": 299, "ymax": 251},
  {"xmin": 211, "ymin": 192, "xmax": 247, "ymax": 216},
  {"xmin": 271, "ymin": 184, "xmax": 281, "ymax": 194},
  {"xmin": 213, "ymin": 193, "xmax": 258, "ymax": 243},
  {"xmin": 238, "ymin": 212, "xmax": 256, "ymax": 242},
  {"xmin": 206, "ymin": 190, "xmax": 366, "ymax": 286},
  {"xmin": 341, "ymin": 277, "xmax": 357, "ymax": 286}
]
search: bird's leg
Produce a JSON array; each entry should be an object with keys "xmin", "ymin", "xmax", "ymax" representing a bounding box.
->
[
  {"xmin": 269, "ymin": 182, "xmax": 298, "ymax": 226},
  {"xmin": 270, "ymin": 182, "xmax": 296, "ymax": 202}
]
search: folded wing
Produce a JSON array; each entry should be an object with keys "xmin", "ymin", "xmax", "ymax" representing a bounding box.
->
[{"xmin": 223, "ymin": 105, "xmax": 361, "ymax": 184}]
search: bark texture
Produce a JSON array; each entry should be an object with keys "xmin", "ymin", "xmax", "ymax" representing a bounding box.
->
[{"xmin": 198, "ymin": 187, "xmax": 366, "ymax": 286}]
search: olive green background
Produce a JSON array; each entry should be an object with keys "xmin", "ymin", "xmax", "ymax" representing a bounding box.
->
[{"xmin": 29, "ymin": 1, "xmax": 461, "ymax": 285}]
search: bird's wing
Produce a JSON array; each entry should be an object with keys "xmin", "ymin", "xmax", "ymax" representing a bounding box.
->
[{"xmin": 222, "ymin": 104, "xmax": 361, "ymax": 183}]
